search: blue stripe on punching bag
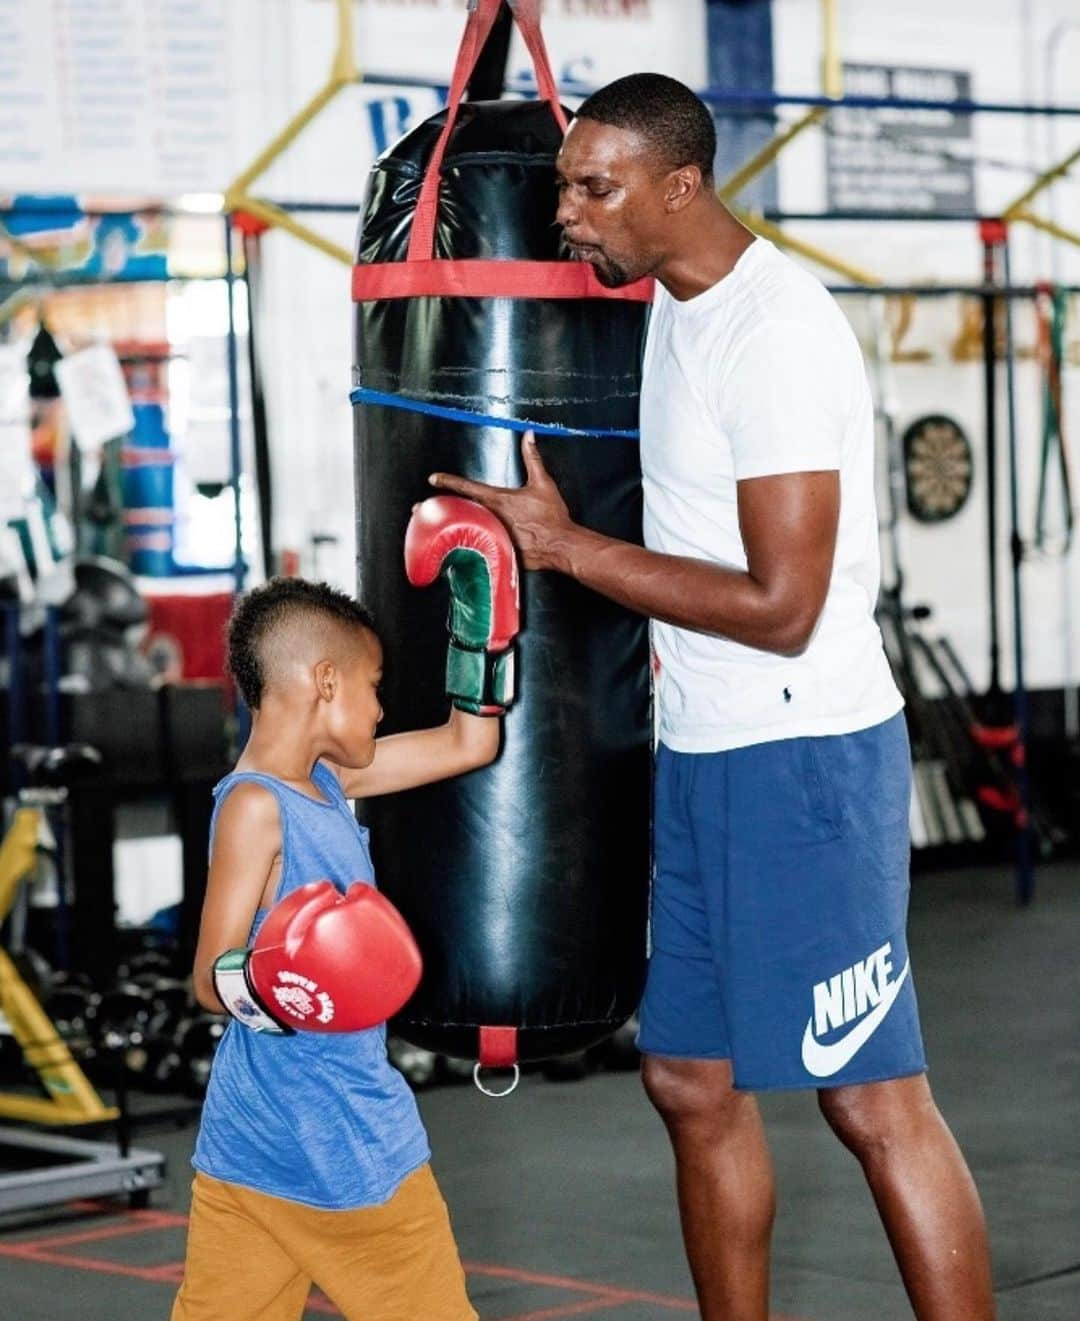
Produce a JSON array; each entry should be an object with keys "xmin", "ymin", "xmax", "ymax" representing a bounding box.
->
[{"xmin": 350, "ymin": 387, "xmax": 641, "ymax": 440}]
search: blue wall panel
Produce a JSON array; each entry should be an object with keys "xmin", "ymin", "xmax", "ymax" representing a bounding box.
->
[{"xmin": 707, "ymin": 0, "xmax": 778, "ymax": 212}]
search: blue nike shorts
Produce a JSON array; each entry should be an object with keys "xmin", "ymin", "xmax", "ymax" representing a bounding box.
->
[{"xmin": 637, "ymin": 712, "xmax": 927, "ymax": 1091}]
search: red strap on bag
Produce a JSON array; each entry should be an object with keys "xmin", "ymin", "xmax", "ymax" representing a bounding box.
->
[
  {"xmin": 407, "ymin": 0, "xmax": 568, "ymax": 262},
  {"xmin": 352, "ymin": 258, "xmax": 653, "ymax": 302},
  {"xmin": 355, "ymin": 0, "xmax": 654, "ymax": 304},
  {"xmin": 509, "ymin": 0, "xmax": 566, "ymax": 120},
  {"xmin": 478, "ymin": 1025, "xmax": 518, "ymax": 1067}
]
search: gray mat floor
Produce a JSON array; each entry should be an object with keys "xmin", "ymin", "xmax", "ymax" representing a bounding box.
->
[{"xmin": 2, "ymin": 860, "xmax": 1077, "ymax": 1320}]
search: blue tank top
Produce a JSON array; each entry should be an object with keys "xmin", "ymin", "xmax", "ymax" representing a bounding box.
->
[{"xmin": 192, "ymin": 761, "xmax": 430, "ymax": 1209}]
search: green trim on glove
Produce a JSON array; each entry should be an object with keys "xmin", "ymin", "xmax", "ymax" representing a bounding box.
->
[{"xmin": 443, "ymin": 548, "xmax": 493, "ymax": 649}]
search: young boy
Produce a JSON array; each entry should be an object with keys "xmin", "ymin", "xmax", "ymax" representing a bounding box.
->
[{"xmin": 171, "ymin": 563, "xmax": 509, "ymax": 1321}]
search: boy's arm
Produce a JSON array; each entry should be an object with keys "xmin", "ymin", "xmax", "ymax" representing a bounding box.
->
[
  {"xmin": 330, "ymin": 707, "xmax": 499, "ymax": 799},
  {"xmin": 192, "ymin": 783, "xmax": 282, "ymax": 1012},
  {"xmin": 329, "ymin": 496, "xmax": 514, "ymax": 799}
]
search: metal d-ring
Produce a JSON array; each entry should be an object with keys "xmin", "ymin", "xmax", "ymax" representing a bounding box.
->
[{"xmin": 473, "ymin": 1062, "xmax": 520, "ymax": 1098}]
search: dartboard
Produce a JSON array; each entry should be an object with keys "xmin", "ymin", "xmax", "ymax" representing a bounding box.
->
[{"xmin": 901, "ymin": 414, "xmax": 974, "ymax": 523}]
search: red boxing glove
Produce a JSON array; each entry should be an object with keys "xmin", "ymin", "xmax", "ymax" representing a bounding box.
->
[
  {"xmin": 404, "ymin": 495, "xmax": 520, "ymax": 715},
  {"xmin": 213, "ymin": 881, "xmax": 422, "ymax": 1034}
]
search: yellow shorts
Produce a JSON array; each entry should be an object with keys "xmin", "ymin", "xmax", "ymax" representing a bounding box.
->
[{"xmin": 171, "ymin": 1163, "xmax": 477, "ymax": 1321}]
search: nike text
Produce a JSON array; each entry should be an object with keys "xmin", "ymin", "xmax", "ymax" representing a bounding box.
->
[{"xmin": 813, "ymin": 941, "xmax": 895, "ymax": 1036}]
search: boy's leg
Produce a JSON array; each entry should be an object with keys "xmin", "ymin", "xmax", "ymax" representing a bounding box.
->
[
  {"xmin": 819, "ymin": 1075, "xmax": 996, "ymax": 1320},
  {"xmin": 171, "ymin": 1173, "xmax": 312, "ymax": 1321},
  {"xmin": 291, "ymin": 1163, "xmax": 477, "ymax": 1321}
]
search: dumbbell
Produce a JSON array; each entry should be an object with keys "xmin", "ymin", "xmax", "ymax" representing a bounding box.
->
[
  {"xmin": 94, "ymin": 983, "xmax": 155, "ymax": 1051},
  {"xmin": 175, "ymin": 1014, "xmax": 228, "ymax": 1096},
  {"xmin": 387, "ymin": 1037, "xmax": 438, "ymax": 1089},
  {"xmin": 118, "ymin": 949, "xmax": 178, "ymax": 984},
  {"xmin": 541, "ymin": 1050, "xmax": 593, "ymax": 1082},
  {"xmin": 43, "ymin": 975, "xmax": 100, "ymax": 1063},
  {"xmin": 11, "ymin": 946, "xmax": 54, "ymax": 1002},
  {"xmin": 122, "ymin": 981, "xmax": 192, "ymax": 1091},
  {"xmin": 440, "ymin": 1055, "xmax": 476, "ymax": 1084},
  {"xmin": 594, "ymin": 1014, "xmax": 641, "ymax": 1072}
]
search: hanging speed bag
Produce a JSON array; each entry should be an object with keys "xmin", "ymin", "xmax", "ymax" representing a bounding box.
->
[{"xmin": 351, "ymin": 0, "xmax": 653, "ymax": 1067}]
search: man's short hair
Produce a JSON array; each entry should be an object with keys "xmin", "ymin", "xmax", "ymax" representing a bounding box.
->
[
  {"xmin": 574, "ymin": 73, "xmax": 717, "ymax": 182},
  {"xmin": 228, "ymin": 577, "xmax": 377, "ymax": 710}
]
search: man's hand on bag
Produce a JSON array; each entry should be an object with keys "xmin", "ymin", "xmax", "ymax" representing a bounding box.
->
[{"xmin": 429, "ymin": 431, "xmax": 577, "ymax": 572}]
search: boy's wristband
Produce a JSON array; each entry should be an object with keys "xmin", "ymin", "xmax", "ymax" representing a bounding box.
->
[{"xmin": 212, "ymin": 948, "xmax": 293, "ymax": 1035}]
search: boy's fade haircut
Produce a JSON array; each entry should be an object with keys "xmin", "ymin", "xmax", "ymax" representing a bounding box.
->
[{"xmin": 228, "ymin": 577, "xmax": 377, "ymax": 710}]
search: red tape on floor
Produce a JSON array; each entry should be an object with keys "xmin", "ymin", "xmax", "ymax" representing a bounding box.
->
[{"xmin": 0, "ymin": 1202, "xmax": 810, "ymax": 1319}]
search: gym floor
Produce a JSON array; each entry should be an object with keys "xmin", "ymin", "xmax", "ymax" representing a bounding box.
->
[{"xmin": 1, "ymin": 860, "xmax": 1077, "ymax": 1321}]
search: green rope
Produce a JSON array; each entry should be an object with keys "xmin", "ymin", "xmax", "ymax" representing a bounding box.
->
[{"xmin": 1034, "ymin": 286, "xmax": 1073, "ymax": 553}]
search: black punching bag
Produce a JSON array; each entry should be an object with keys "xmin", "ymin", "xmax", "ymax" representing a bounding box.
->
[{"xmin": 352, "ymin": 0, "xmax": 652, "ymax": 1069}]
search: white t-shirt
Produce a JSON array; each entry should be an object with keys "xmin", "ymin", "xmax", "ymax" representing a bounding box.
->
[{"xmin": 641, "ymin": 238, "xmax": 902, "ymax": 753}]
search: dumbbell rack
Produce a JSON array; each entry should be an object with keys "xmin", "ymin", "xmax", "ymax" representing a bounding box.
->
[
  {"xmin": 0, "ymin": 718, "xmax": 167, "ymax": 1213},
  {"xmin": 0, "ymin": 887, "xmax": 167, "ymax": 1213},
  {"xmin": 0, "ymin": 950, "xmax": 166, "ymax": 1215}
]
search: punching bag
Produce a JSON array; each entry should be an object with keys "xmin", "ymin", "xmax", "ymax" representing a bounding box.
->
[{"xmin": 352, "ymin": 0, "xmax": 652, "ymax": 1071}]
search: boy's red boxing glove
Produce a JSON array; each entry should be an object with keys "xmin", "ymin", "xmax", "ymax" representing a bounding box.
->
[
  {"xmin": 213, "ymin": 881, "xmax": 422, "ymax": 1035},
  {"xmin": 404, "ymin": 495, "xmax": 520, "ymax": 715}
]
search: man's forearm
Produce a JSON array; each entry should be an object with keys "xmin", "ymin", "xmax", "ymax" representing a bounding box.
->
[
  {"xmin": 427, "ymin": 439, "xmax": 837, "ymax": 654},
  {"xmin": 547, "ymin": 525, "xmax": 812, "ymax": 656}
]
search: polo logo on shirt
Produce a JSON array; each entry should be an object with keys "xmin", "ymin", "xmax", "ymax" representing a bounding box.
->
[{"xmin": 800, "ymin": 941, "xmax": 909, "ymax": 1078}]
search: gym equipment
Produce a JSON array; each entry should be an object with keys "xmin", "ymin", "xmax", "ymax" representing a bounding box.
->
[
  {"xmin": 352, "ymin": 0, "xmax": 652, "ymax": 1077},
  {"xmin": 1032, "ymin": 283, "xmax": 1073, "ymax": 555},
  {"xmin": 41, "ymin": 955, "xmax": 197, "ymax": 1097},
  {"xmin": 235, "ymin": 214, "xmax": 276, "ymax": 580},
  {"xmin": 61, "ymin": 556, "xmax": 148, "ymax": 632},
  {"xmin": 541, "ymin": 1051, "xmax": 593, "ymax": 1083},
  {"xmin": 174, "ymin": 1014, "xmax": 227, "ymax": 1097},
  {"xmin": 597, "ymin": 1013, "xmax": 641, "ymax": 1072},
  {"xmin": 27, "ymin": 322, "xmax": 62, "ymax": 400},
  {"xmin": 0, "ymin": 744, "xmax": 165, "ymax": 1212},
  {"xmin": 58, "ymin": 555, "xmax": 155, "ymax": 691},
  {"xmin": 387, "ymin": 1037, "xmax": 439, "ymax": 1090},
  {"xmin": 979, "ymin": 224, "xmax": 1006, "ymax": 713},
  {"xmin": 878, "ymin": 597, "xmax": 985, "ymax": 850},
  {"xmin": 868, "ymin": 297, "xmax": 980, "ymax": 850},
  {"xmin": 93, "ymin": 985, "xmax": 156, "ymax": 1056},
  {"xmin": 62, "ymin": 623, "xmax": 155, "ymax": 690},
  {"xmin": 999, "ymin": 235, "xmax": 1036, "ymax": 901},
  {"xmin": 928, "ymin": 631, "xmax": 1064, "ymax": 856},
  {"xmin": 43, "ymin": 977, "xmax": 98, "ymax": 1068}
]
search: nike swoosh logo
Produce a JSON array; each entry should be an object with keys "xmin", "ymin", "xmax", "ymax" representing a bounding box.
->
[{"xmin": 800, "ymin": 959, "xmax": 911, "ymax": 1079}]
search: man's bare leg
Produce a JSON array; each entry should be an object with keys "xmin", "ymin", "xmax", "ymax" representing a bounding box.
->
[
  {"xmin": 819, "ymin": 1074, "xmax": 996, "ymax": 1320},
  {"xmin": 642, "ymin": 1055, "xmax": 775, "ymax": 1321}
]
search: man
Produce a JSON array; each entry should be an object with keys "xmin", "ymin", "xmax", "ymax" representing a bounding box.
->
[{"xmin": 431, "ymin": 73, "xmax": 995, "ymax": 1321}]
